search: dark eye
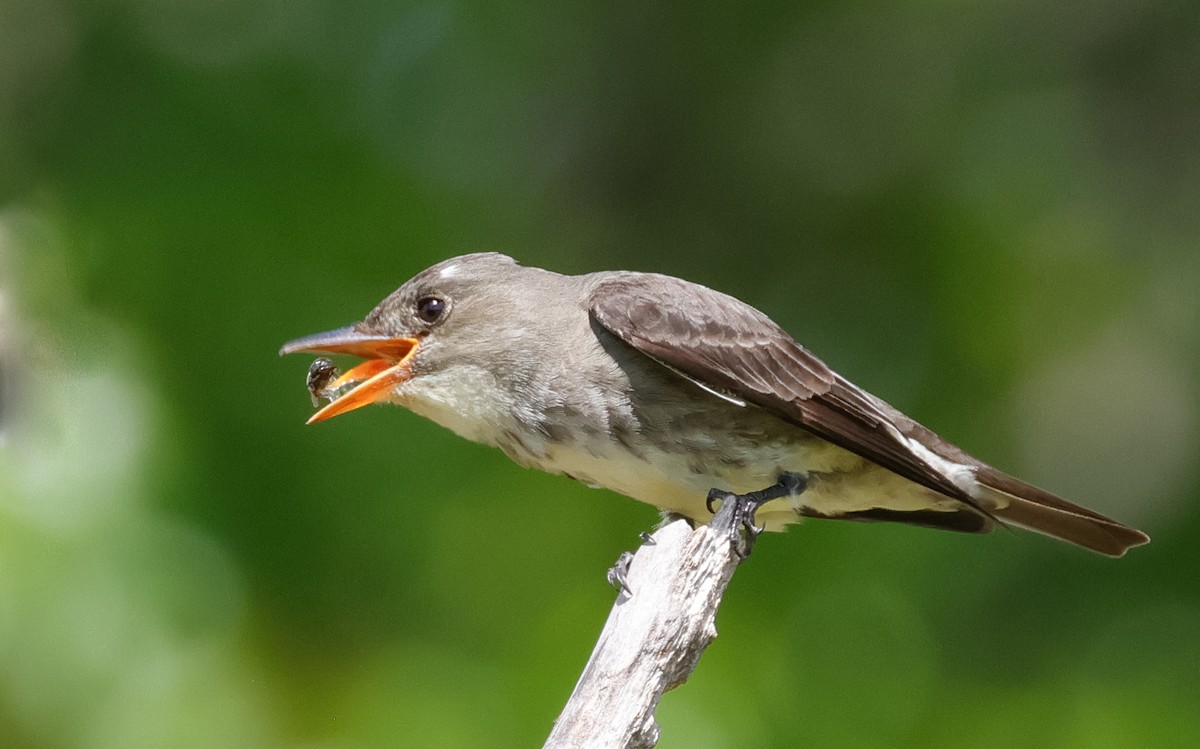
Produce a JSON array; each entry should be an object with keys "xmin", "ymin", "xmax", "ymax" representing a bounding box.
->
[{"xmin": 416, "ymin": 296, "xmax": 447, "ymax": 324}]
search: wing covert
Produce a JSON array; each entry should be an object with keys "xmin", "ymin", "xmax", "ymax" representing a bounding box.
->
[
  {"xmin": 588, "ymin": 274, "xmax": 835, "ymax": 404},
  {"xmin": 588, "ymin": 273, "xmax": 979, "ymax": 504}
]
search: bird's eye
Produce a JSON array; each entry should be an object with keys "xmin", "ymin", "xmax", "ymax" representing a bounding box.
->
[{"xmin": 416, "ymin": 296, "xmax": 447, "ymax": 324}]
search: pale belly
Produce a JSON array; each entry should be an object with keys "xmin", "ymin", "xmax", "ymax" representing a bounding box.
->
[
  {"xmin": 397, "ymin": 363, "xmax": 965, "ymax": 530},
  {"xmin": 530, "ymin": 432, "xmax": 962, "ymax": 531}
]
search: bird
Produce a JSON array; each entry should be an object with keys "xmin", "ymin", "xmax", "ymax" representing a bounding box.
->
[{"xmin": 280, "ymin": 252, "xmax": 1149, "ymax": 557}]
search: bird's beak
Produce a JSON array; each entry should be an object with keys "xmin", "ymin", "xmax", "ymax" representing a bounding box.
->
[{"xmin": 279, "ymin": 326, "xmax": 421, "ymax": 424}]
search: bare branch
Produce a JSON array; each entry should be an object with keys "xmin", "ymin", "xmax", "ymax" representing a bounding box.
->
[{"xmin": 544, "ymin": 501, "xmax": 746, "ymax": 748}]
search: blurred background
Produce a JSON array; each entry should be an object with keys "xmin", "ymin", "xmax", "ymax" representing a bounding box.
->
[{"xmin": 1, "ymin": 1, "xmax": 1198, "ymax": 747}]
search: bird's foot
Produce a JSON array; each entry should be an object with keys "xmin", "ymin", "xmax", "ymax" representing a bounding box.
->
[{"xmin": 706, "ymin": 473, "xmax": 808, "ymax": 558}]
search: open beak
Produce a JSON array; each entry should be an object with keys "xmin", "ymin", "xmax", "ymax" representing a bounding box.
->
[{"xmin": 279, "ymin": 327, "xmax": 421, "ymax": 424}]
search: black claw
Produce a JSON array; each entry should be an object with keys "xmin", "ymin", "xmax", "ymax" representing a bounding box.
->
[
  {"xmin": 746, "ymin": 516, "xmax": 764, "ymax": 537},
  {"xmin": 705, "ymin": 488, "xmax": 727, "ymax": 515},
  {"xmin": 731, "ymin": 498, "xmax": 763, "ymax": 558},
  {"xmin": 639, "ymin": 531, "xmax": 655, "ymax": 545},
  {"xmin": 708, "ymin": 473, "xmax": 809, "ymax": 559}
]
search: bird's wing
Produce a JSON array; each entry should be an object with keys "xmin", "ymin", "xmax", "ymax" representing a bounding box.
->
[{"xmin": 588, "ymin": 273, "xmax": 978, "ymax": 504}]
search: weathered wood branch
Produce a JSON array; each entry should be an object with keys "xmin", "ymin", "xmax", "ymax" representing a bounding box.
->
[{"xmin": 543, "ymin": 500, "xmax": 747, "ymax": 749}]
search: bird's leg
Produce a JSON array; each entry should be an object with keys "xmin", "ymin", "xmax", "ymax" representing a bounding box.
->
[{"xmin": 707, "ymin": 472, "xmax": 808, "ymax": 558}]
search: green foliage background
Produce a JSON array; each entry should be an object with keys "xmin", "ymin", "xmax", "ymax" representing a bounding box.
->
[{"xmin": 1, "ymin": 1, "xmax": 1198, "ymax": 747}]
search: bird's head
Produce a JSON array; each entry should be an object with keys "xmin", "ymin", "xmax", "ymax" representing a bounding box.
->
[{"xmin": 280, "ymin": 252, "xmax": 537, "ymax": 425}]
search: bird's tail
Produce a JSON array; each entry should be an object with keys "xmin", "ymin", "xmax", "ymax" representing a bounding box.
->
[{"xmin": 976, "ymin": 467, "xmax": 1149, "ymax": 557}]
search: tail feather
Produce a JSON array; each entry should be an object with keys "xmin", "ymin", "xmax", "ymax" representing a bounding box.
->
[{"xmin": 977, "ymin": 467, "xmax": 1149, "ymax": 558}]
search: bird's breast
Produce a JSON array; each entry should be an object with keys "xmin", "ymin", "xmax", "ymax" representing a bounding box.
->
[
  {"xmin": 495, "ymin": 405, "xmax": 833, "ymax": 523},
  {"xmin": 392, "ymin": 353, "xmax": 954, "ymax": 527}
]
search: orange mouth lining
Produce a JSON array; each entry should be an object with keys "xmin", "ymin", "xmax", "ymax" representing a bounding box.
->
[{"xmin": 285, "ymin": 336, "xmax": 420, "ymax": 424}]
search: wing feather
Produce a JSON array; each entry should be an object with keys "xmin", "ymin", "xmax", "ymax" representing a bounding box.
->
[{"xmin": 588, "ymin": 273, "xmax": 977, "ymax": 504}]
